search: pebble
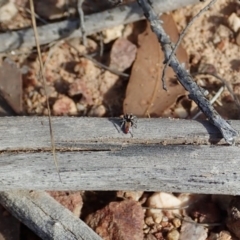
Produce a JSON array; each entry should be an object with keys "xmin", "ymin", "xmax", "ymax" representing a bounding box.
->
[
  {"xmin": 167, "ymin": 229, "xmax": 180, "ymax": 240},
  {"xmin": 172, "ymin": 218, "xmax": 181, "ymax": 228}
]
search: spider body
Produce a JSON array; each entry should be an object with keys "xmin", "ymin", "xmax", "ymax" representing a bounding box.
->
[{"xmin": 120, "ymin": 114, "xmax": 137, "ymax": 136}]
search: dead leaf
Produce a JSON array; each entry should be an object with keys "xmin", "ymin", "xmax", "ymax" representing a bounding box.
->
[{"xmin": 123, "ymin": 13, "xmax": 189, "ymax": 117}]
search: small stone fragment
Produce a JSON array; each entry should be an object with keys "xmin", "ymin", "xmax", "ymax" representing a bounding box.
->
[
  {"xmin": 179, "ymin": 217, "xmax": 207, "ymax": 240},
  {"xmin": 228, "ymin": 13, "xmax": 240, "ymax": 33},
  {"xmin": 88, "ymin": 105, "xmax": 106, "ymax": 117},
  {"xmin": 167, "ymin": 229, "xmax": 180, "ymax": 240},
  {"xmin": 48, "ymin": 191, "xmax": 83, "ymax": 217},
  {"xmin": 85, "ymin": 200, "xmax": 144, "ymax": 240},
  {"xmin": 116, "ymin": 191, "xmax": 144, "ymax": 201},
  {"xmin": 145, "ymin": 216, "xmax": 155, "ymax": 227},
  {"xmin": 53, "ymin": 96, "xmax": 77, "ymax": 115},
  {"xmin": 110, "ymin": 38, "xmax": 137, "ymax": 72},
  {"xmin": 172, "ymin": 218, "xmax": 181, "ymax": 228},
  {"xmin": 0, "ymin": 1, "xmax": 18, "ymax": 22},
  {"xmin": 146, "ymin": 192, "xmax": 182, "ymax": 221},
  {"xmin": 102, "ymin": 25, "xmax": 124, "ymax": 44}
]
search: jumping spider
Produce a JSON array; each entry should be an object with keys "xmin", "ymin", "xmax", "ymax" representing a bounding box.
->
[{"xmin": 120, "ymin": 114, "xmax": 137, "ymax": 137}]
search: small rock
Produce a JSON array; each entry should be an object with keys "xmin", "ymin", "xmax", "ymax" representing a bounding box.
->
[
  {"xmin": 102, "ymin": 25, "xmax": 124, "ymax": 44},
  {"xmin": 0, "ymin": 1, "xmax": 18, "ymax": 22},
  {"xmin": 155, "ymin": 216, "xmax": 162, "ymax": 224},
  {"xmin": 110, "ymin": 38, "xmax": 137, "ymax": 72},
  {"xmin": 146, "ymin": 192, "xmax": 182, "ymax": 221},
  {"xmin": 116, "ymin": 191, "xmax": 144, "ymax": 201},
  {"xmin": 208, "ymin": 231, "xmax": 233, "ymax": 240},
  {"xmin": 48, "ymin": 191, "xmax": 83, "ymax": 217},
  {"xmin": 172, "ymin": 218, "xmax": 181, "ymax": 228},
  {"xmin": 88, "ymin": 105, "xmax": 106, "ymax": 117},
  {"xmin": 167, "ymin": 229, "xmax": 180, "ymax": 240},
  {"xmin": 179, "ymin": 217, "xmax": 207, "ymax": 240},
  {"xmin": 74, "ymin": 58, "xmax": 101, "ymax": 80},
  {"xmin": 86, "ymin": 200, "xmax": 144, "ymax": 240},
  {"xmin": 145, "ymin": 216, "xmax": 155, "ymax": 227},
  {"xmin": 99, "ymin": 71, "xmax": 119, "ymax": 95},
  {"xmin": 228, "ymin": 13, "xmax": 240, "ymax": 33},
  {"xmin": 68, "ymin": 79, "xmax": 93, "ymax": 105},
  {"xmin": 53, "ymin": 96, "xmax": 77, "ymax": 115}
]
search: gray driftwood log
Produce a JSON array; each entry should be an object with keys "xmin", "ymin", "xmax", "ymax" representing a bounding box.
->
[
  {"xmin": 0, "ymin": 190, "xmax": 102, "ymax": 240},
  {"xmin": 0, "ymin": 0, "xmax": 200, "ymax": 52},
  {"xmin": 0, "ymin": 117, "xmax": 240, "ymax": 194}
]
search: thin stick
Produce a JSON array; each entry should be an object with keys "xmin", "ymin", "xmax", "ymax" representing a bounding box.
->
[
  {"xmin": 192, "ymin": 86, "xmax": 224, "ymax": 119},
  {"xmin": 77, "ymin": 0, "xmax": 87, "ymax": 46},
  {"xmin": 137, "ymin": 0, "xmax": 238, "ymax": 145},
  {"xmin": 174, "ymin": 214, "xmax": 222, "ymax": 227},
  {"xmin": 195, "ymin": 72, "xmax": 240, "ymax": 112},
  {"xmin": 162, "ymin": 0, "xmax": 218, "ymax": 90},
  {"xmin": 43, "ymin": 40, "xmax": 64, "ymax": 74},
  {"xmin": 67, "ymin": 41, "xmax": 129, "ymax": 78},
  {"xmin": 29, "ymin": 0, "xmax": 62, "ymax": 182}
]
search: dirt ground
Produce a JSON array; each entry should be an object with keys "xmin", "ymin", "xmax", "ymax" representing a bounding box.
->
[{"xmin": 0, "ymin": 0, "xmax": 240, "ymax": 239}]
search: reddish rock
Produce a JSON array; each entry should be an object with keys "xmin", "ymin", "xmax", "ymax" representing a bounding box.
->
[
  {"xmin": 52, "ymin": 96, "xmax": 77, "ymax": 115},
  {"xmin": 48, "ymin": 191, "xmax": 83, "ymax": 217},
  {"xmin": 110, "ymin": 38, "xmax": 137, "ymax": 72},
  {"xmin": 85, "ymin": 200, "xmax": 144, "ymax": 240}
]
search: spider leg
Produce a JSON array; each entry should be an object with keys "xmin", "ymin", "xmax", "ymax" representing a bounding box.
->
[
  {"xmin": 120, "ymin": 120, "xmax": 125, "ymax": 129},
  {"xmin": 129, "ymin": 128, "xmax": 133, "ymax": 138},
  {"xmin": 132, "ymin": 119, "xmax": 137, "ymax": 128}
]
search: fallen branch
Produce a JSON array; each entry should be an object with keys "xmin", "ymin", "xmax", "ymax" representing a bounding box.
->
[
  {"xmin": 137, "ymin": 0, "xmax": 238, "ymax": 145},
  {"xmin": 0, "ymin": 0, "xmax": 200, "ymax": 52},
  {"xmin": 0, "ymin": 190, "xmax": 102, "ymax": 240},
  {"xmin": 0, "ymin": 117, "xmax": 239, "ymax": 193}
]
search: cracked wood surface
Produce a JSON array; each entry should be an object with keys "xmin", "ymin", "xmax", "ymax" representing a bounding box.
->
[{"xmin": 0, "ymin": 117, "xmax": 240, "ymax": 193}]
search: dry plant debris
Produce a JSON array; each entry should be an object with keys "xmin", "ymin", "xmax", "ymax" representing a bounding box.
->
[
  {"xmin": 124, "ymin": 13, "xmax": 188, "ymax": 117},
  {"xmin": 0, "ymin": 0, "xmax": 240, "ymax": 239}
]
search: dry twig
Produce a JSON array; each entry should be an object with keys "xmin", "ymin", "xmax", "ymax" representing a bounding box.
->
[
  {"xmin": 77, "ymin": 0, "xmax": 87, "ymax": 46},
  {"xmin": 29, "ymin": 0, "xmax": 61, "ymax": 181},
  {"xmin": 192, "ymin": 86, "xmax": 224, "ymax": 120},
  {"xmin": 137, "ymin": 0, "xmax": 238, "ymax": 144},
  {"xmin": 162, "ymin": 0, "xmax": 218, "ymax": 89}
]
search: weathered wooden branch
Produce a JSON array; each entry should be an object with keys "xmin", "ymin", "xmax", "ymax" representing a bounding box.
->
[
  {"xmin": 0, "ymin": 190, "xmax": 102, "ymax": 240},
  {"xmin": 0, "ymin": 0, "xmax": 200, "ymax": 52},
  {"xmin": 0, "ymin": 117, "xmax": 240, "ymax": 194}
]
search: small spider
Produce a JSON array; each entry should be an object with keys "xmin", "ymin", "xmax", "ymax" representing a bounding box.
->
[{"xmin": 120, "ymin": 114, "xmax": 137, "ymax": 137}]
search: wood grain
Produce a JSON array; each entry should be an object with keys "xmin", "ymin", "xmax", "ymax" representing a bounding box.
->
[
  {"xmin": 0, "ymin": 117, "xmax": 240, "ymax": 193},
  {"xmin": 0, "ymin": 0, "xmax": 200, "ymax": 52},
  {"xmin": 0, "ymin": 190, "xmax": 102, "ymax": 240}
]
